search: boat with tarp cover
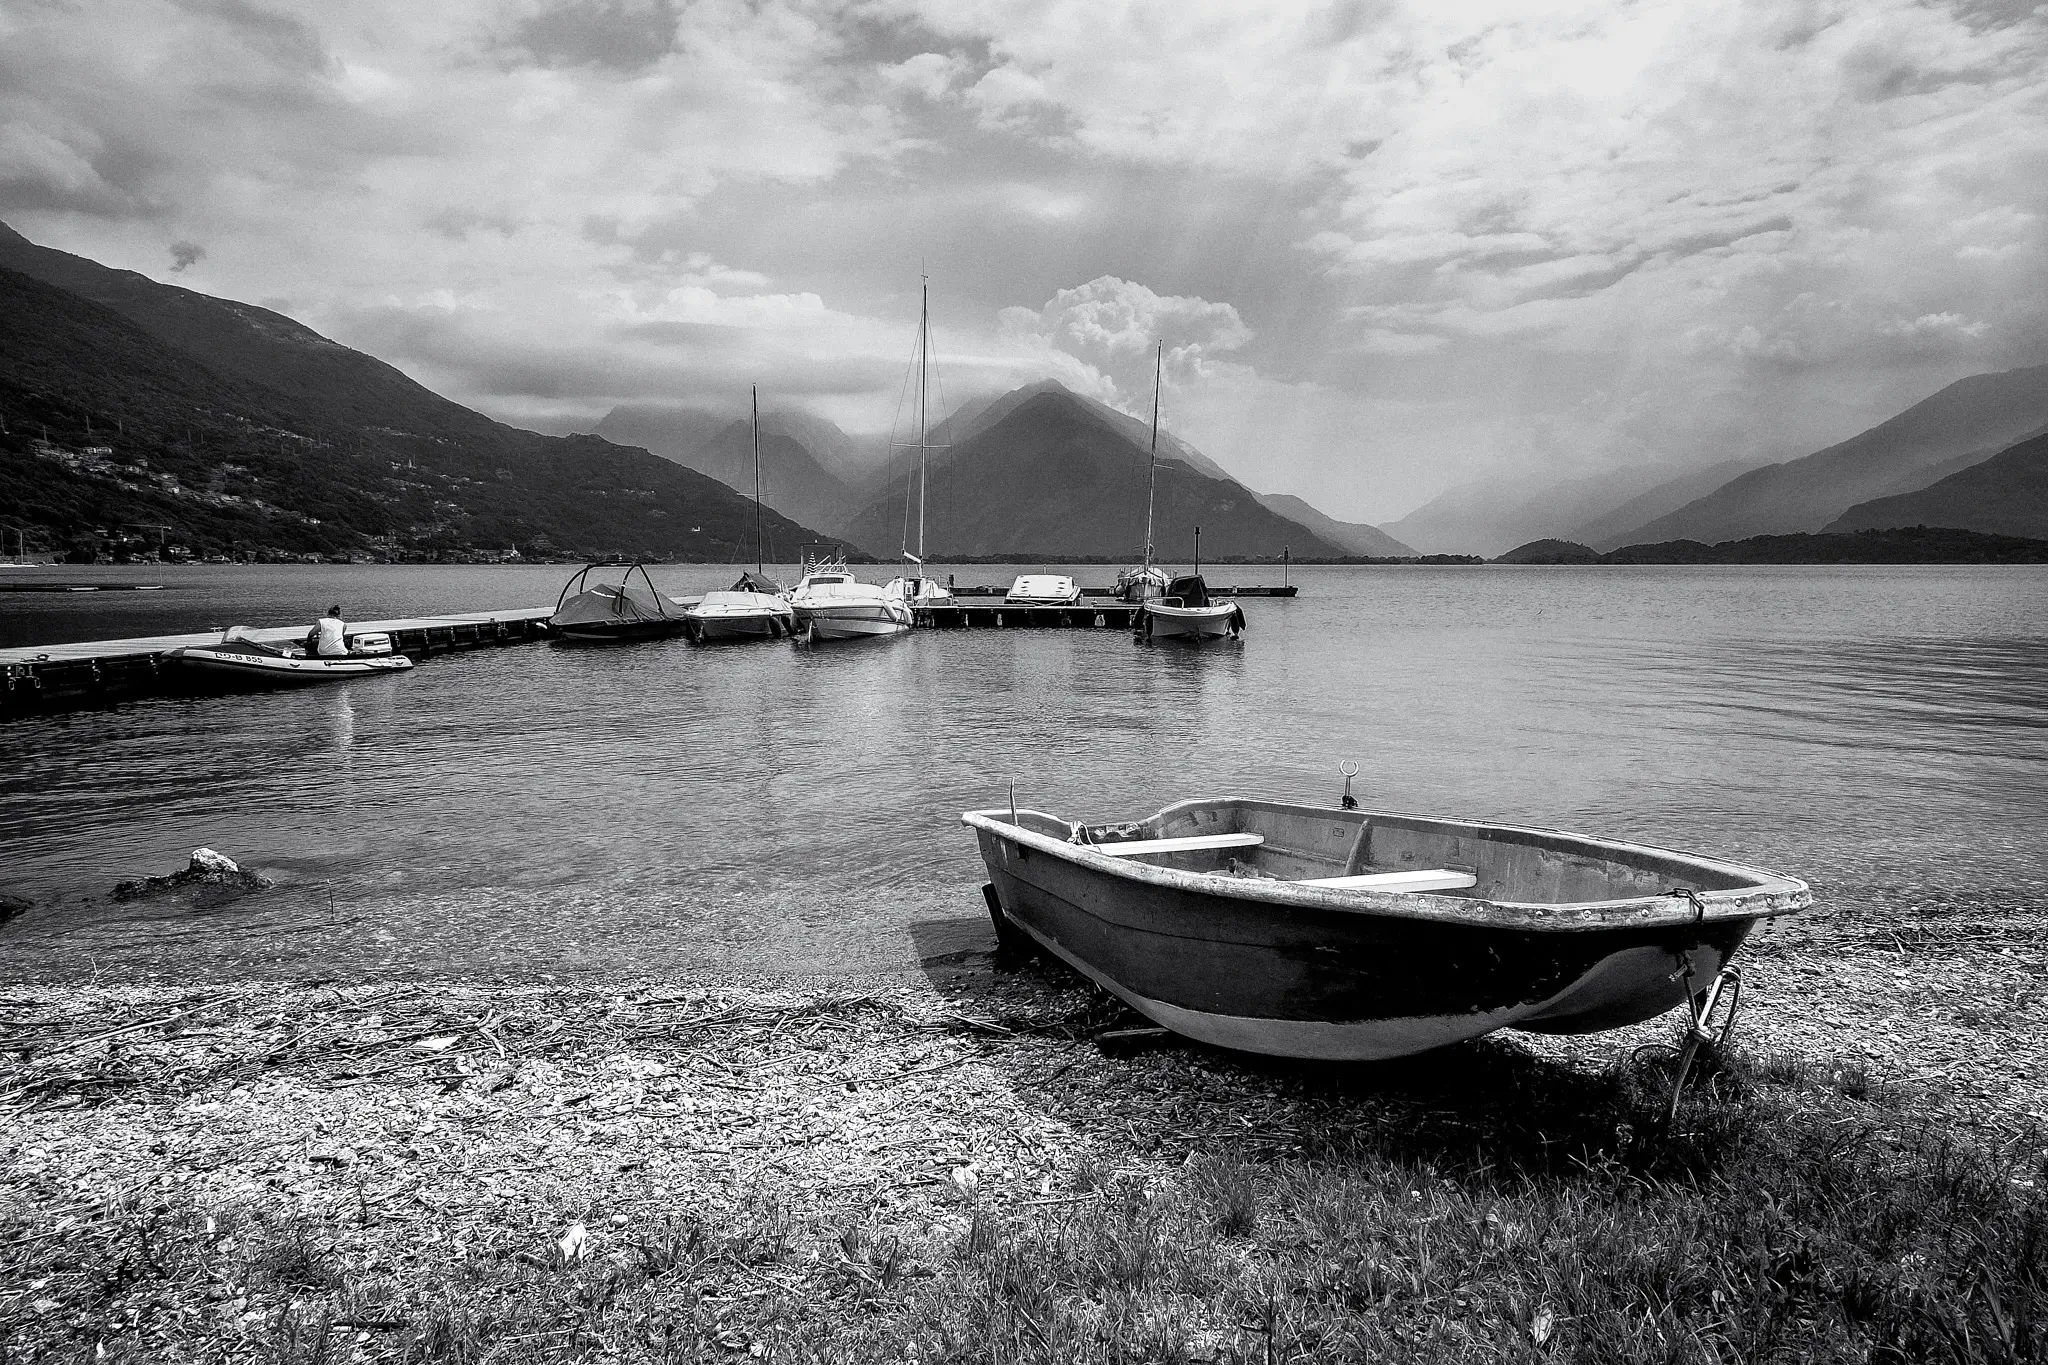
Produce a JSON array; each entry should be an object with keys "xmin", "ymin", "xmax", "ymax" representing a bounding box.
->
[
  {"xmin": 548, "ymin": 562, "xmax": 686, "ymax": 644},
  {"xmin": 964, "ymin": 796, "xmax": 1809, "ymax": 1060}
]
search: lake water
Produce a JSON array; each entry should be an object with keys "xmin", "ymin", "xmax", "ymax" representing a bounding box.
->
[{"xmin": 1, "ymin": 563, "xmax": 2043, "ymax": 982}]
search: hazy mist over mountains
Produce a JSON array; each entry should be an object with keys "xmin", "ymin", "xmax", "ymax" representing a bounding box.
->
[{"xmin": 6, "ymin": 209, "xmax": 2048, "ymax": 564}]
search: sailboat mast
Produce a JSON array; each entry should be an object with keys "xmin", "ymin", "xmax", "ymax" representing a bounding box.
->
[
  {"xmin": 1143, "ymin": 342, "xmax": 1161, "ymax": 570},
  {"xmin": 917, "ymin": 273, "xmax": 929, "ymax": 564},
  {"xmin": 751, "ymin": 385, "xmax": 763, "ymax": 575}
]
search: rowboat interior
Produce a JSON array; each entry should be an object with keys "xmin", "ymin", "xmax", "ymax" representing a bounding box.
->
[{"xmin": 1011, "ymin": 801, "xmax": 1788, "ymax": 912}]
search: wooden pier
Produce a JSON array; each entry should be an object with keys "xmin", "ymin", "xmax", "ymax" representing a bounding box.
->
[
  {"xmin": 948, "ymin": 583, "xmax": 1297, "ymax": 599},
  {"xmin": 2, "ymin": 585, "xmax": 1290, "ymax": 717},
  {"xmin": 1, "ymin": 609, "xmax": 554, "ymax": 718},
  {"xmin": 917, "ymin": 600, "xmax": 1140, "ymax": 628}
]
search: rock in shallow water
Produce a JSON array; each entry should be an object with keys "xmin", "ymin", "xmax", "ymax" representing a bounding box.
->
[{"xmin": 112, "ymin": 847, "xmax": 274, "ymax": 901}]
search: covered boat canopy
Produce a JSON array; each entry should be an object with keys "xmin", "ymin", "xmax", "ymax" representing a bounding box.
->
[
  {"xmin": 731, "ymin": 570, "xmax": 783, "ymax": 594},
  {"xmin": 1165, "ymin": 574, "xmax": 1211, "ymax": 608},
  {"xmin": 550, "ymin": 562, "xmax": 678, "ymax": 629}
]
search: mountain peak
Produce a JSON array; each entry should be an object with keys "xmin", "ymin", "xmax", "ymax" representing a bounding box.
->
[{"xmin": 838, "ymin": 379, "xmax": 1343, "ymax": 558}]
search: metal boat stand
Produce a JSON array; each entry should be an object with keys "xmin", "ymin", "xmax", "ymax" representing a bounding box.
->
[{"xmin": 1660, "ymin": 960, "xmax": 1744, "ymax": 1125}]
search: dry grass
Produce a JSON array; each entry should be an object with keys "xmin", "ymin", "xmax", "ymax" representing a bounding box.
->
[{"xmin": 2, "ymin": 905, "xmax": 2046, "ymax": 1363}]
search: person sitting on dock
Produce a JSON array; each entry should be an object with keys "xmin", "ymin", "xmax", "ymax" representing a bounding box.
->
[{"xmin": 312, "ymin": 605, "xmax": 347, "ymax": 657}]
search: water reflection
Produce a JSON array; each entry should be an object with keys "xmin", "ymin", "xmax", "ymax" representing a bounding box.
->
[{"xmin": 1, "ymin": 565, "xmax": 2042, "ymax": 981}]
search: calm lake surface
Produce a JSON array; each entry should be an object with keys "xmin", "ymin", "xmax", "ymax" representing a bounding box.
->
[{"xmin": 1, "ymin": 563, "xmax": 2043, "ymax": 982}]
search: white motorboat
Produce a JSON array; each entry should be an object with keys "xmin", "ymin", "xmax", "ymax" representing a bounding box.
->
[
  {"xmin": 164, "ymin": 628, "xmax": 414, "ymax": 687},
  {"xmin": 686, "ymin": 391, "xmax": 799, "ymax": 643},
  {"xmin": 1136, "ymin": 573, "xmax": 1243, "ymax": 640},
  {"xmin": 787, "ymin": 555, "xmax": 912, "ymax": 641},
  {"xmin": 686, "ymin": 573, "xmax": 795, "ymax": 641},
  {"xmin": 1005, "ymin": 574, "xmax": 1082, "ymax": 605}
]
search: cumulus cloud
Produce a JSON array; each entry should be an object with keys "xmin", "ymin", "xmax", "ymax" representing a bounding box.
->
[{"xmin": 998, "ymin": 276, "xmax": 1252, "ymax": 409}]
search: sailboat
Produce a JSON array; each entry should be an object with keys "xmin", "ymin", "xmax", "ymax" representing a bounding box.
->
[
  {"xmin": 883, "ymin": 272, "xmax": 956, "ymax": 613},
  {"xmin": 1124, "ymin": 346, "xmax": 1243, "ymax": 642},
  {"xmin": 1113, "ymin": 344, "xmax": 1172, "ymax": 604},
  {"xmin": 684, "ymin": 387, "xmax": 797, "ymax": 642}
]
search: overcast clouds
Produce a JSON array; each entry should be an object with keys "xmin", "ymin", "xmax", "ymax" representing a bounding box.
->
[{"xmin": 2, "ymin": 0, "xmax": 2044, "ymax": 519}]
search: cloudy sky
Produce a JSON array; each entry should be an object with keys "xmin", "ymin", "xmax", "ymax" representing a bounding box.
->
[{"xmin": 3, "ymin": 0, "xmax": 2045, "ymax": 520}]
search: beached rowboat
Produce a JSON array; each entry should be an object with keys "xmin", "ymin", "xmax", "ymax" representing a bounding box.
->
[{"xmin": 963, "ymin": 797, "xmax": 1809, "ymax": 1060}]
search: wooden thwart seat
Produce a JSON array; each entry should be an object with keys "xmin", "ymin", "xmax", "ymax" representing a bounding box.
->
[
  {"xmin": 1298, "ymin": 868, "xmax": 1477, "ymax": 893},
  {"xmin": 1091, "ymin": 832, "xmax": 1265, "ymax": 857}
]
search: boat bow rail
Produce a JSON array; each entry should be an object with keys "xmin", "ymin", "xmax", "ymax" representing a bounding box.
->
[{"xmin": 961, "ymin": 803, "xmax": 1811, "ymax": 932}]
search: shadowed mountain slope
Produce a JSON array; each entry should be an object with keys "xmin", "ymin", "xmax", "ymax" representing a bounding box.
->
[
  {"xmin": 858, "ymin": 379, "xmax": 1240, "ymax": 506},
  {"xmin": 1565, "ymin": 458, "xmax": 1775, "ymax": 552},
  {"xmin": 597, "ymin": 405, "xmax": 856, "ymax": 536},
  {"xmin": 838, "ymin": 388, "xmax": 1343, "ymax": 559},
  {"xmin": 1255, "ymin": 493, "xmax": 1415, "ymax": 557},
  {"xmin": 1614, "ymin": 365, "xmax": 2048, "ymax": 545},
  {"xmin": 0, "ymin": 226, "xmax": 824, "ymax": 560},
  {"xmin": 1383, "ymin": 464, "xmax": 1705, "ymax": 558},
  {"xmin": 1824, "ymin": 432, "xmax": 2048, "ymax": 540}
]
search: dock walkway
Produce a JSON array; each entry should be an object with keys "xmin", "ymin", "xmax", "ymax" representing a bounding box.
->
[
  {"xmin": 2, "ymin": 608, "xmax": 553, "ymax": 717},
  {"xmin": 3, "ymin": 583, "xmax": 1295, "ymax": 717}
]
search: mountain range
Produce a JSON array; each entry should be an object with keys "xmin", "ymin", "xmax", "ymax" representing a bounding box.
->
[
  {"xmin": 1825, "ymin": 430, "xmax": 2048, "ymax": 540},
  {"xmin": 0, "ymin": 222, "xmax": 826, "ymax": 561},
  {"xmin": 838, "ymin": 385, "xmax": 1347, "ymax": 559},
  {"xmin": 1382, "ymin": 363, "xmax": 2048, "ymax": 555},
  {"xmin": 597, "ymin": 406, "xmax": 857, "ymax": 544},
  {"xmin": 1252, "ymin": 493, "xmax": 1416, "ymax": 557},
  {"xmin": 1616, "ymin": 364, "xmax": 2048, "ymax": 546},
  {"xmin": 600, "ymin": 376, "xmax": 1400, "ymax": 560}
]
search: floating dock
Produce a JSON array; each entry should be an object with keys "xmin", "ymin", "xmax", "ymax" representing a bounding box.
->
[
  {"xmin": 919, "ymin": 599, "xmax": 1138, "ymax": 628},
  {"xmin": 1, "ymin": 609, "xmax": 553, "ymax": 718},
  {"xmin": 949, "ymin": 583, "xmax": 1297, "ymax": 598}
]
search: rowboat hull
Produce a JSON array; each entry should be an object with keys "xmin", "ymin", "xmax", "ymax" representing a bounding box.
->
[
  {"xmin": 965, "ymin": 799, "xmax": 1808, "ymax": 1060},
  {"xmin": 165, "ymin": 647, "xmax": 415, "ymax": 688}
]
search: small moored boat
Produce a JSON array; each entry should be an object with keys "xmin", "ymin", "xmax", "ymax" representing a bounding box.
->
[
  {"xmin": 548, "ymin": 562, "xmax": 686, "ymax": 644},
  {"xmin": 165, "ymin": 629, "xmax": 414, "ymax": 687},
  {"xmin": 1135, "ymin": 573, "xmax": 1243, "ymax": 641},
  {"xmin": 686, "ymin": 571, "xmax": 795, "ymax": 641},
  {"xmin": 964, "ymin": 796, "xmax": 1809, "ymax": 1060},
  {"xmin": 786, "ymin": 554, "xmax": 912, "ymax": 641},
  {"xmin": 1005, "ymin": 574, "xmax": 1081, "ymax": 605}
]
